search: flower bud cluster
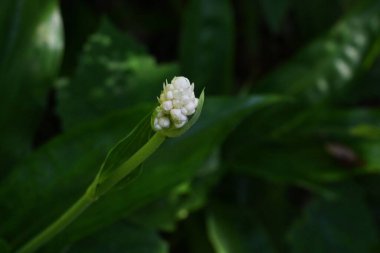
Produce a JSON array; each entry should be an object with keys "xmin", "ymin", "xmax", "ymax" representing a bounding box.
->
[{"xmin": 153, "ymin": 76, "xmax": 199, "ymax": 131}]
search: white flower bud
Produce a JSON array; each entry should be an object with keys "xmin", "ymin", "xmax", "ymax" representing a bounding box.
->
[
  {"xmin": 161, "ymin": 101, "xmax": 173, "ymax": 112},
  {"xmin": 152, "ymin": 76, "xmax": 200, "ymax": 132},
  {"xmin": 153, "ymin": 118, "xmax": 162, "ymax": 131},
  {"xmin": 185, "ymin": 102, "xmax": 195, "ymax": 115},
  {"xmin": 158, "ymin": 117, "xmax": 170, "ymax": 128},
  {"xmin": 172, "ymin": 76, "xmax": 190, "ymax": 89},
  {"xmin": 173, "ymin": 99, "xmax": 181, "ymax": 108},
  {"xmin": 166, "ymin": 91, "xmax": 173, "ymax": 99},
  {"xmin": 170, "ymin": 108, "xmax": 183, "ymax": 121}
]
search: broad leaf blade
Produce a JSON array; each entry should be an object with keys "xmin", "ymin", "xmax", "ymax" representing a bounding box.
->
[
  {"xmin": 0, "ymin": 95, "xmax": 283, "ymax": 249},
  {"xmin": 53, "ymin": 95, "xmax": 283, "ymax": 245},
  {"xmin": 0, "ymin": 0, "xmax": 63, "ymax": 176},
  {"xmin": 227, "ymin": 108, "xmax": 380, "ymax": 191},
  {"xmin": 0, "ymin": 105, "xmax": 153, "ymax": 248},
  {"xmin": 97, "ymin": 113, "xmax": 153, "ymax": 183}
]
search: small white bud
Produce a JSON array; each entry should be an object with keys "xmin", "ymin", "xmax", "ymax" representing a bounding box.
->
[
  {"xmin": 172, "ymin": 76, "xmax": 190, "ymax": 89},
  {"xmin": 166, "ymin": 91, "xmax": 173, "ymax": 99},
  {"xmin": 161, "ymin": 101, "xmax": 173, "ymax": 111},
  {"xmin": 170, "ymin": 109, "xmax": 183, "ymax": 121},
  {"xmin": 152, "ymin": 76, "xmax": 201, "ymax": 133},
  {"xmin": 158, "ymin": 117, "xmax": 170, "ymax": 128},
  {"xmin": 153, "ymin": 118, "xmax": 162, "ymax": 131},
  {"xmin": 186, "ymin": 102, "xmax": 195, "ymax": 110},
  {"xmin": 182, "ymin": 95, "xmax": 190, "ymax": 104},
  {"xmin": 185, "ymin": 103, "xmax": 195, "ymax": 115}
]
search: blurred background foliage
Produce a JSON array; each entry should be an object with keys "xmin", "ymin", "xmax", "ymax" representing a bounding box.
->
[{"xmin": 1, "ymin": 0, "xmax": 380, "ymax": 252}]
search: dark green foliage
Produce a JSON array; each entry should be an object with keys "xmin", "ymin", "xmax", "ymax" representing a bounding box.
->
[
  {"xmin": 65, "ymin": 222, "xmax": 168, "ymax": 253},
  {"xmin": 1, "ymin": 0, "xmax": 380, "ymax": 252},
  {"xmin": 57, "ymin": 19, "xmax": 178, "ymax": 129},
  {"xmin": 180, "ymin": 0, "xmax": 234, "ymax": 94},
  {"xmin": 255, "ymin": 2, "xmax": 380, "ymax": 103},
  {"xmin": 207, "ymin": 203, "xmax": 276, "ymax": 253},
  {"xmin": 0, "ymin": 0, "xmax": 63, "ymax": 177},
  {"xmin": 288, "ymin": 182, "xmax": 379, "ymax": 253}
]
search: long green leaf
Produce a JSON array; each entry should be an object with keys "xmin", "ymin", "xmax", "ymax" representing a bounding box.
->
[
  {"xmin": 227, "ymin": 108, "xmax": 380, "ymax": 190},
  {"xmin": 225, "ymin": 1, "xmax": 380, "ymax": 189},
  {"xmin": 255, "ymin": 1, "xmax": 380, "ymax": 104},
  {"xmin": 0, "ymin": 0, "xmax": 63, "ymax": 177},
  {"xmin": 51, "ymin": 95, "xmax": 283, "ymax": 248},
  {"xmin": 0, "ymin": 105, "xmax": 152, "ymax": 249},
  {"xmin": 95, "ymin": 114, "xmax": 153, "ymax": 185},
  {"xmin": 0, "ymin": 95, "xmax": 282, "ymax": 250}
]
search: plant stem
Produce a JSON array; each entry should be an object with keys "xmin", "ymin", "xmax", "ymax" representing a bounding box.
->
[
  {"xmin": 15, "ymin": 185, "xmax": 96, "ymax": 253},
  {"xmin": 97, "ymin": 132, "xmax": 166, "ymax": 195},
  {"xmin": 16, "ymin": 132, "xmax": 166, "ymax": 253}
]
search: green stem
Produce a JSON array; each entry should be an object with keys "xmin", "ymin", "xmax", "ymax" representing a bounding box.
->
[
  {"xmin": 16, "ymin": 132, "xmax": 166, "ymax": 253},
  {"xmin": 97, "ymin": 132, "xmax": 166, "ymax": 195},
  {"xmin": 15, "ymin": 184, "xmax": 96, "ymax": 253}
]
